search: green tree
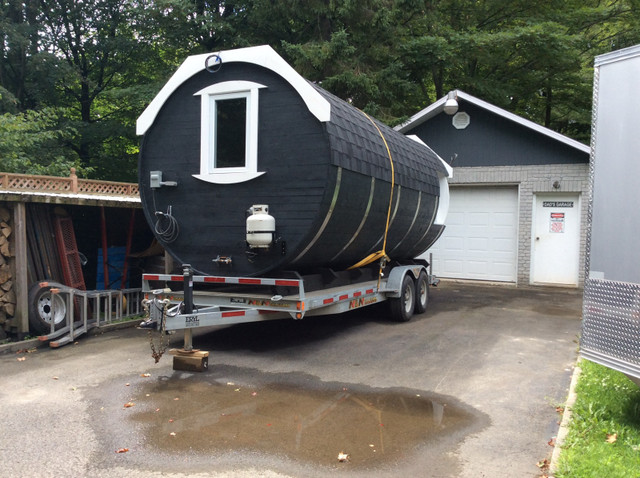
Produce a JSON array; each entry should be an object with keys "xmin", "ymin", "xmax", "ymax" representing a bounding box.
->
[
  {"xmin": 397, "ymin": 0, "xmax": 640, "ymax": 141},
  {"xmin": 0, "ymin": 107, "xmax": 88, "ymax": 176},
  {"xmin": 251, "ymin": 0, "xmax": 421, "ymax": 122},
  {"xmin": 139, "ymin": 0, "xmax": 254, "ymax": 54},
  {"xmin": 2, "ymin": 0, "xmax": 640, "ymax": 180},
  {"xmin": 0, "ymin": 0, "xmax": 43, "ymax": 112}
]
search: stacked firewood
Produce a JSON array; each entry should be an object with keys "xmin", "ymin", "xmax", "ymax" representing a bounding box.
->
[{"xmin": 0, "ymin": 205, "xmax": 15, "ymax": 331}]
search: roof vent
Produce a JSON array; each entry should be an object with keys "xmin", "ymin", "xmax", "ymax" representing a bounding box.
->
[{"xmin": 452, "ymin": 111, "xmax": 470, "ymax": 129}]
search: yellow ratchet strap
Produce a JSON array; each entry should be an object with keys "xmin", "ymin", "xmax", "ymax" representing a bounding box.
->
[{"xmin": 348, "ymin": 110, "xmax": 395, "ymax": 272}]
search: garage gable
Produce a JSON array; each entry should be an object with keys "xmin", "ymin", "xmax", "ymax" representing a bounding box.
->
[{"xmin": 395, "ymin": 90, "xmax": 589, "ymax": 168}]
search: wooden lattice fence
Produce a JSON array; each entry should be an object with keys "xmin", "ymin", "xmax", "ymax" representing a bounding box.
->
[{"xmin": 0, "ymin": 169, "xmax": 139, "ymax": 197}]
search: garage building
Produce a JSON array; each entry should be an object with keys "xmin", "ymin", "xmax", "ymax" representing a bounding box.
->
[{"xmin": 396, "ymin": 90, "xmax": 589, "ymax": 287}]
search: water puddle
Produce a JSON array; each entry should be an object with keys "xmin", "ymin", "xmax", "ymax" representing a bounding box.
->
[{"xmin": 126, "ymin": 372, "xmax": 478, "ymax": 469}]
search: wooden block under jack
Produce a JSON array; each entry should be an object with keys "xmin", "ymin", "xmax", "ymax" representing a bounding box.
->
[{"xmin": 169, "ymin": 348, "xmax": 209, "ymax": 372}]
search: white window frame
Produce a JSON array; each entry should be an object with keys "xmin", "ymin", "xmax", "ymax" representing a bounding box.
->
[{"xmin": 193, "ymin": 80, "xmax": 266, "ymax": 184}]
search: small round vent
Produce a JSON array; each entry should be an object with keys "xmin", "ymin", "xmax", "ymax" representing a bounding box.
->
[{"xmin": 452, "ymin": 111, "xmax": 470, "ymax": 129}]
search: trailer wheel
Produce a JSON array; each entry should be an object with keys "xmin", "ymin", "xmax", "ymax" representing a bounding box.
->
[
  {"xmin": 389, "ymin": 274, "xmax": 415, "ymax": 322},
  {"xmin": 28, "ymin": 282, "xmax": 67, "ymax": 335},
  {"xmin": 414, "ymin": 271, "xmax": 429, "ymax": 314}
]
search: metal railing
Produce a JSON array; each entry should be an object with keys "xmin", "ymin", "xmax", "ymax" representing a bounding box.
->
[{"xmin": 40, "ymin": 286, "xmax": 143, "ymax": 347}]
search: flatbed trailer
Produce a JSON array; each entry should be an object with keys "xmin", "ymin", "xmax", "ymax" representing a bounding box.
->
[{"xmin": 141, "ymin": 263, "xmax": 433, "ymax": 368}]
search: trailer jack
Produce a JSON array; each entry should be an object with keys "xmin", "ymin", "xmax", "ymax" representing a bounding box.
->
[{"xmin": 170, "ymin": 264, "xmax": 210, "ymax": 372}]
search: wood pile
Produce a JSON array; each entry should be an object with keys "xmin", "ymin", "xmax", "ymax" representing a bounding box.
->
[
  {"xmin": 0, "ymin": 204, "xmax": 16, "ymax": 331},
  {"xmin": 0, "ymin": 202, "xmax": 67, "ymax": 334}
]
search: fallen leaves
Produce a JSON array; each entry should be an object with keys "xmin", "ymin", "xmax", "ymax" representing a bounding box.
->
[
  {"xmin": 16, "ymin": 357, "xmax": 26, "ymax": 362},
  {"xmin": 537, "ymin": 458, "xmax": 550, "ymax": 477},
  {"xmin": 115, "ymin": 448, "xmax": 129, "ymax": 454},
  {"xmin": 536, "ymin": 458, "xmax": 550, "ymax": 469},
  {"xmin": 123, "ymin": 402, "xmax": 135, "ymax": 409},
  {"xmin": 337, "ymin": 451, "xmax": 349, "ymax": 462},
  {"xmin": 140, "ymin": 373, "xmax": 151, "ymax": 378},
  {"xmin": 606, "ymin": 433, "xmax": 618, "ymax": 444},
  {"xmin": 548, "ymin": 437, "xmax": 556, "ymax": 447}
]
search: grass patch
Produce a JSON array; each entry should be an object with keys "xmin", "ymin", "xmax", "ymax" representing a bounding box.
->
[{"xmin": 555, "ymin": 360, "xmax": 640, "ymax": 477}]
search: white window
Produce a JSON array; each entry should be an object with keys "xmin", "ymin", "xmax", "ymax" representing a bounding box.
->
[{"xmin": 193, "ymin": 81, "xmax": 266, "ymax": 184}]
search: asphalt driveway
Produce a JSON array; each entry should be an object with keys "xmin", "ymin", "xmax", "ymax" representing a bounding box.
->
[{"xmin": 0, "ymin": 281, "xmax": 581, "ymax": 477}]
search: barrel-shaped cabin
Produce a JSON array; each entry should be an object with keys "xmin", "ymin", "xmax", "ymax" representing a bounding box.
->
[{"xmin": 137, "ymin": 45, "xmax": 450, "ymax": 277}]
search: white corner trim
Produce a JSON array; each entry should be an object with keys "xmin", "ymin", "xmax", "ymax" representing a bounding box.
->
[
  {"xmin": 595, "ymin": 44, "xmax": 640, "ymax": 67},
  {"xmin": 137, "ymin": 45, "xmax": 331, "ymax": 135},
  {"xmin": 434, "ymin": 174, "xmax": 450, "ymax": 226}
]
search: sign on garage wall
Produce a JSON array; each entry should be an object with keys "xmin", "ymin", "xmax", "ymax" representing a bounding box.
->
[{"xmin": 550, "ymin": 213, "xmax": 565, "ymax": 233}]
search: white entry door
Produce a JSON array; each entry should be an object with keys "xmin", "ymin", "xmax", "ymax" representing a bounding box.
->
[
  {"xmin": 422, "ymin": 187, "xmax": 518, "ymax": 282},
  {"xmin": 531, "ymin": 194, "xmax": 581, "ymax": 285}
]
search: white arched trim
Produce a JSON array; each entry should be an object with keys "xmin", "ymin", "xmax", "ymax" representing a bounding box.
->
[{"xmin": 136, "ymin": 45, "xmax": 331, "ymax": 136}]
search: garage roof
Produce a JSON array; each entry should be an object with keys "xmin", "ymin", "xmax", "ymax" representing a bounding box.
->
[{"xmin": 394, "ymin": 90, "xmax": 589, "ymax": 154}]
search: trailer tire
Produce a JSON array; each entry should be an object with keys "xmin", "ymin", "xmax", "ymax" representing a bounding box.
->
[
  {"xmin": 389, "ymin": 274, "xmax": 415, "ymax": 322},
  {"xmin": 414, "ymin": 271, "xmax": 429, "ymax": 314},
  {"xmin": 28, "ymin": 282, "xmax": 67, "ymax": 335}
]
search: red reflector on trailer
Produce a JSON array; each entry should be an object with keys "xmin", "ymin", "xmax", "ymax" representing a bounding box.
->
[
  {"xmin": 222, "ymin": 311, "xmax": 245, "ymax": 318},
  {"xmin": 239, "ymin": 278, "xmax": 261, "ymax": 285},
  {"xmin": 366, "ymin": 289, "xmax": 374, "ymax": 294},
  {"xmin": 204, "ymin": 277, "xmax": 225, "ymax": 283},
  {"xmin": 323, "ymin": 298, "xmax": 334, "ymax": 304},
  {"xmin": 353, "ymin": 291, "xmax": 362, "ymax": 297},
  {"xmin": 275, "ymin": 280, "xmax": 300, "ymax": 287},
  {"xmin": 339, "ymin": 294, "xmax": 348, "ymax": 301}
]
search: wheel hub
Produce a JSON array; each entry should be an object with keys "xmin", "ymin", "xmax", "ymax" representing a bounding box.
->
[{"xmin": 37, "ymin": 295, "xmax": 66, "ymax": 325}]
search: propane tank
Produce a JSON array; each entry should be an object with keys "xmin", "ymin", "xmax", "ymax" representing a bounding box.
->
[{"xmin": 246, "ymin": 205, "xmax": 276, "ymax": 248}]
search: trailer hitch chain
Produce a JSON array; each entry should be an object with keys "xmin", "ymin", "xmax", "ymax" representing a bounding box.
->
[{"xmin": 142, "ymin": 298, "xmax": 172, "ymax": 363}]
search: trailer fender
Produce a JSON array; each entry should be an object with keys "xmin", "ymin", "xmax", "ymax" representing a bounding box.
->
[{"xmin": 384, "ymin": 265, "xmax": 425, "ymax": 298}]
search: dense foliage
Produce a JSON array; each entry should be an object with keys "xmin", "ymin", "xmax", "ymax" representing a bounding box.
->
[{"xmin": 1, "ymin": 0, "xmax": 639, "ymax": 180}]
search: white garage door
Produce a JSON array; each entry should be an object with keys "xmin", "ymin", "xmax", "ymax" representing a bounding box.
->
[{"xmin": 422, "ymin": 187, "xmax": 518, "ymax": 282}]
